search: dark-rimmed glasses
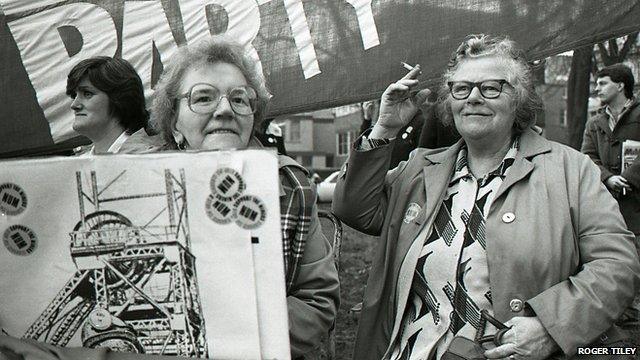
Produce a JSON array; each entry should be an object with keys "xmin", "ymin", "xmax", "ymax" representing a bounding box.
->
[
  {"xmin": 177, "ymin": 83, "xmax": 257, "ymax": 115},
  {"xmin": 447, "ymin": 79, "xmax": 511, "ymax": 100}
]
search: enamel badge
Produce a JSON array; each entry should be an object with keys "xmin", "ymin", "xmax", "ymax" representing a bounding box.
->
[{"xmin": 403, "ymin": 202, "xmax": 421, "ymax": 223}]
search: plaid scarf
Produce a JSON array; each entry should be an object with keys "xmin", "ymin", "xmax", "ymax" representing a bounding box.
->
[
  {"xmin": 248, "ymin": 136, "xmax": 315, "ymax": 292},
  {"xmin": 279, "ymin": 162, "xmax": 314, "ymax": 292}
]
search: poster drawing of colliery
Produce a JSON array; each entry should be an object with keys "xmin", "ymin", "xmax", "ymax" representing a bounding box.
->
[
  {"xmin": 24, "ymin": 168, "xmax": 207, "ymax": 356},
  {"xmin": 0, "ymin": 151, "xmax": 289, "ymax": 359}
]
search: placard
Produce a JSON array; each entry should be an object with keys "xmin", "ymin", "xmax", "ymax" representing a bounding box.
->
[{"xmin": 0, "ymin": 150, "xmax": 289, "ymax": 359}]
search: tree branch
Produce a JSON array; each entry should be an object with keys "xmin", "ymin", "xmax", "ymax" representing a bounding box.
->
[
  {"xmin": 619, "ymin": 32, "xmax": 639, "ymax": 60},
  {"xmin": 598, "ymin": 42, "xmax": 611, "ymax": 65},
  {"xmin": 609, "ymin": 38, "xmax": 620, "ymax": 58}
]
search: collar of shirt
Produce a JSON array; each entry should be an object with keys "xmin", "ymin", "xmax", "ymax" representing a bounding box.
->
[
  {"xmin": 604, "ymin": 97, "xmax": 635, "ymax": 130},
  {"xmin": 450, "ymin": 136, "xmax": 520, "ymax": 186},
  {"xmin": 82, "ymin": 131, "xmax": 130, "ymax": 156},
  {"xmin": 107, "ymin": 132, "xmax": 130, "ymax": 153}
]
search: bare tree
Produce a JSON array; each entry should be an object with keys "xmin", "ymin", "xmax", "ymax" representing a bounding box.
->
[
  {"xmin": 565, "ymin": 46, "xmax": 593, "ymax": 150},
  {"xmin": 597, "ymin": 32, "xmax": 639, "ymax": 67}
]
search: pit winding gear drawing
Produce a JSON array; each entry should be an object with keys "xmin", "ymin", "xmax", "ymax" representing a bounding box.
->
[{"xmin": 22, "ymin": 169, "xmax": 208, "ymax": 357}]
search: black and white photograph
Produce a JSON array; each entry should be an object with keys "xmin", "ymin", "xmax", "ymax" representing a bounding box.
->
[{"xmin": 0, "ymin": 1, "xmax": 639, "ymax": 359}]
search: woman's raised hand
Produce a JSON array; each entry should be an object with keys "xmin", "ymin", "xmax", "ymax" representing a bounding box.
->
[{"xmin": 370, "ymin": 64, "xmax": 431, "ymax": 139}]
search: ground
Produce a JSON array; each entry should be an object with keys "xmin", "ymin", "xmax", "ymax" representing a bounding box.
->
[
  {"xmin": 318, "ymin": 203, "xmax": 640, "ymax": 360},
  {"xmin": 319, "ymin": 203, "xmax": 378, "ymax": 359}
]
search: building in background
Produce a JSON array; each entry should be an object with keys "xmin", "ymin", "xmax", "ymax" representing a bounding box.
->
[{"xmin": 275, "ymin": 104, "xmax": 363, "ymax": 178}]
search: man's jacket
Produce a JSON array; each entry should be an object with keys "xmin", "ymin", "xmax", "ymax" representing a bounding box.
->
[{"xmin": 582, "ymin": 99, "xmax": 640, "ymax": 234}]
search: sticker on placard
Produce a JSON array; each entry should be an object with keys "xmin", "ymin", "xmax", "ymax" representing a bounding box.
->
[
  {"xmin": 234, "ymin": 195, "xmax": 266, "ymax": 230},
  {"xmin": 205, "ymin": 195, "xmax": 235, "ymax": 224},
  {"xmin": 210, "ymin": 168, "xmax": 246, "ymax": 201},
  {"xmin": 0, "ymin": 183, "xmax": 28, "ymax": 216},
  {"xmin": 3, "ymin": 224, "xmax": 37, "ymax": 256}
]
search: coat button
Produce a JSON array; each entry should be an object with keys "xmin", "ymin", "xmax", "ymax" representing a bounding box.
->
[
  {"xmin": 502, "ymin": 212, "xmax": 515, "ymax": 223},
  {"xmin": 509, "ymin": 299, "xmax": 523, "ymax": 312}
]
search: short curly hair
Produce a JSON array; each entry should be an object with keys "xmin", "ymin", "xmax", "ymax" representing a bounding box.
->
[
  {"xmin": 151, "ymin": 36, "xmax": 271, "ymax": 149},
  {"xmin": 437, "ymin": 34, "xmax": 544, "ymax": 135},
  {"xmin": 66, "ymin": 56, "xmax": 148, "ymax": 134}
]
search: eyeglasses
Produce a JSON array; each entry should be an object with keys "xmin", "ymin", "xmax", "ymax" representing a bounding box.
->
[
  {"xmin": 447, "ymin": 79, "xmax": 511, "ymax": 100},
  {"xmin": 177, "ymin": 83, "xmax": 257, "ymax": 115}
]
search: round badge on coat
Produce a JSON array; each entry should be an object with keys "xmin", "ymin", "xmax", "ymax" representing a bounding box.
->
[
  {"xmin": 502, "ymin": 212, "xmax": 516, "ymax": 223},
  {"xmin": 404, "ymin": 203, "xmax": 422, "ymax": 224}
]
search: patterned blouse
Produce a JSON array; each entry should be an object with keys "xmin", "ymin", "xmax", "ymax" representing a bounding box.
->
[{"xmin": 389, "ymin": 138, "xmax": 519, "ymax": 360}]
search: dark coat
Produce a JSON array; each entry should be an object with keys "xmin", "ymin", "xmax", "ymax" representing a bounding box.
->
[{"xmin": 581, "ymin": 99, "xmax": 640, "ymax": 234}]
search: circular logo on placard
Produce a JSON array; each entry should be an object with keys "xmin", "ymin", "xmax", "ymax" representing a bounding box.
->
[
  {"xmin": 210, "ymin": 168, "xmax": 246, "ymax": 201},
  {"xmin": 205, "ymin": 194, "xmax": 235, "ymax": 224},
  {"xmin": 0, "ymin": 183, "xmax": 28, "ymax": 216},
  {"xmin": 3, "ymin": 224, "xmax": 37, "ymax": 256},
  {"xmin": 233, "ymin": 195, "xmax": 266, "ymax": 230},
  {"xmin": 88, "ymin": 308, "xmax": 113, "ymax": 330}
]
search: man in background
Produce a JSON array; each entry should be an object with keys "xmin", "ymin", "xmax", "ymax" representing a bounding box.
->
[{"xmin": 582, "ymin": 63, "xmax": 640, "ymax": 324}]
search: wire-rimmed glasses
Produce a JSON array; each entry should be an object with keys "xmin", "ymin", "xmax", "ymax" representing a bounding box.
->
[{"xmin": 178, "ymin": 83, "xmax": 257, "ymax": 115}]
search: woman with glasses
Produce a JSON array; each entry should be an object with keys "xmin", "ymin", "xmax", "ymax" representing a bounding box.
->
[
  {"xmin": 149, "ymin": 36, "xmax": 338, "ymax": 359},
  {"xmin": 333, "ymin": 34, "xmax": 640, "ymax": 360},
  {"xmin": 0, "ymin": 37, "xmax": 338, "ymax": 360}
]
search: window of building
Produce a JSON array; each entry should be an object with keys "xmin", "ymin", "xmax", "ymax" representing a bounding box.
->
[
  {"xmin": 560, "ymin": 108, "xmax": 568, "ymax": 127},
  {"xmin": 287, "ymin": 121, "xmax": 301, "ymax": 143},
  {"xmin": 333, "ymin": 104, "xmax": 361, "ymax": 117},
  {"xmin": 336, "ymin": 132, "xmax": 353, "ymax": 156}
]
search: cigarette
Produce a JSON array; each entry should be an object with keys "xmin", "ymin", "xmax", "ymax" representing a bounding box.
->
[{"xmin": 401, "ymin": 62, "xmax": 415, "ymax": 71}]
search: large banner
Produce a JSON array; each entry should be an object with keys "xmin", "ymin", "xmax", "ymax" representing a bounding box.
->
[
  {"xmin": 0, "ymin": 150, "xmax": 289, "ymax": 359},
  {"xmin": 1, "ymin": 0, "xmax": 640, "ymax": 155}
]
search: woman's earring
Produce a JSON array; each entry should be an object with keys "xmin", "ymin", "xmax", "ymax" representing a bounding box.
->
[{"xmin": 174, "ymin": 132, "xmax": 187, "ymax": 150}]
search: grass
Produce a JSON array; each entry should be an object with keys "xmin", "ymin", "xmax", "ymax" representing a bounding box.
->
[
  {"xmin": 319, "ymin": 203, "xmax": 378, "ymax": 359},
  {"xmin": 318, "ymin": 203, "xmax": 640, "ymax": 359}
]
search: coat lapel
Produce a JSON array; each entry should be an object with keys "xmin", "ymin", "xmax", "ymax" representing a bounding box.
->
[
  {"xmin": 613, "ymin": 100, "xmax": 640, "ymax": 134},
  {"xmin": 593, "ymin": 110, "xmax": 612, "ymax": 136},
  {"xmin": 492, "ymin": 157, "xmax": 534, "ymax": 202},
  {"xmin": 392, "ymin": 144, "xmax": 460, "ymax": 264},
  {"xmin": 493, "ymin": 129, "xmax": 551, "ymax": 202},
  {"xmin": 421, "ymin": 141, "xmax": 462, "ymax": 224},
  {"xmin": 387, "ymin": 143, "xmax": 459, "ymax": 343}
]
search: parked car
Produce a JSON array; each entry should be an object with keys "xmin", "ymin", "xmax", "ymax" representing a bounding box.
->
[{"xmin": 316, "ymin": 171, "xmax": 340, "ymax": 203}]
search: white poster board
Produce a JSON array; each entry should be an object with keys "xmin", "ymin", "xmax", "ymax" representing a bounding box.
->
[
  {"xmin": 0, "ymin": 150, "xmax": 289, "ymax": 359},
  {"xmin": 622, "ymin": 139, "xmax": 640, "ymax": 173},
  {"xmin": 621, "ymin": 140, "xmax": 640, "ymax": 196}
]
